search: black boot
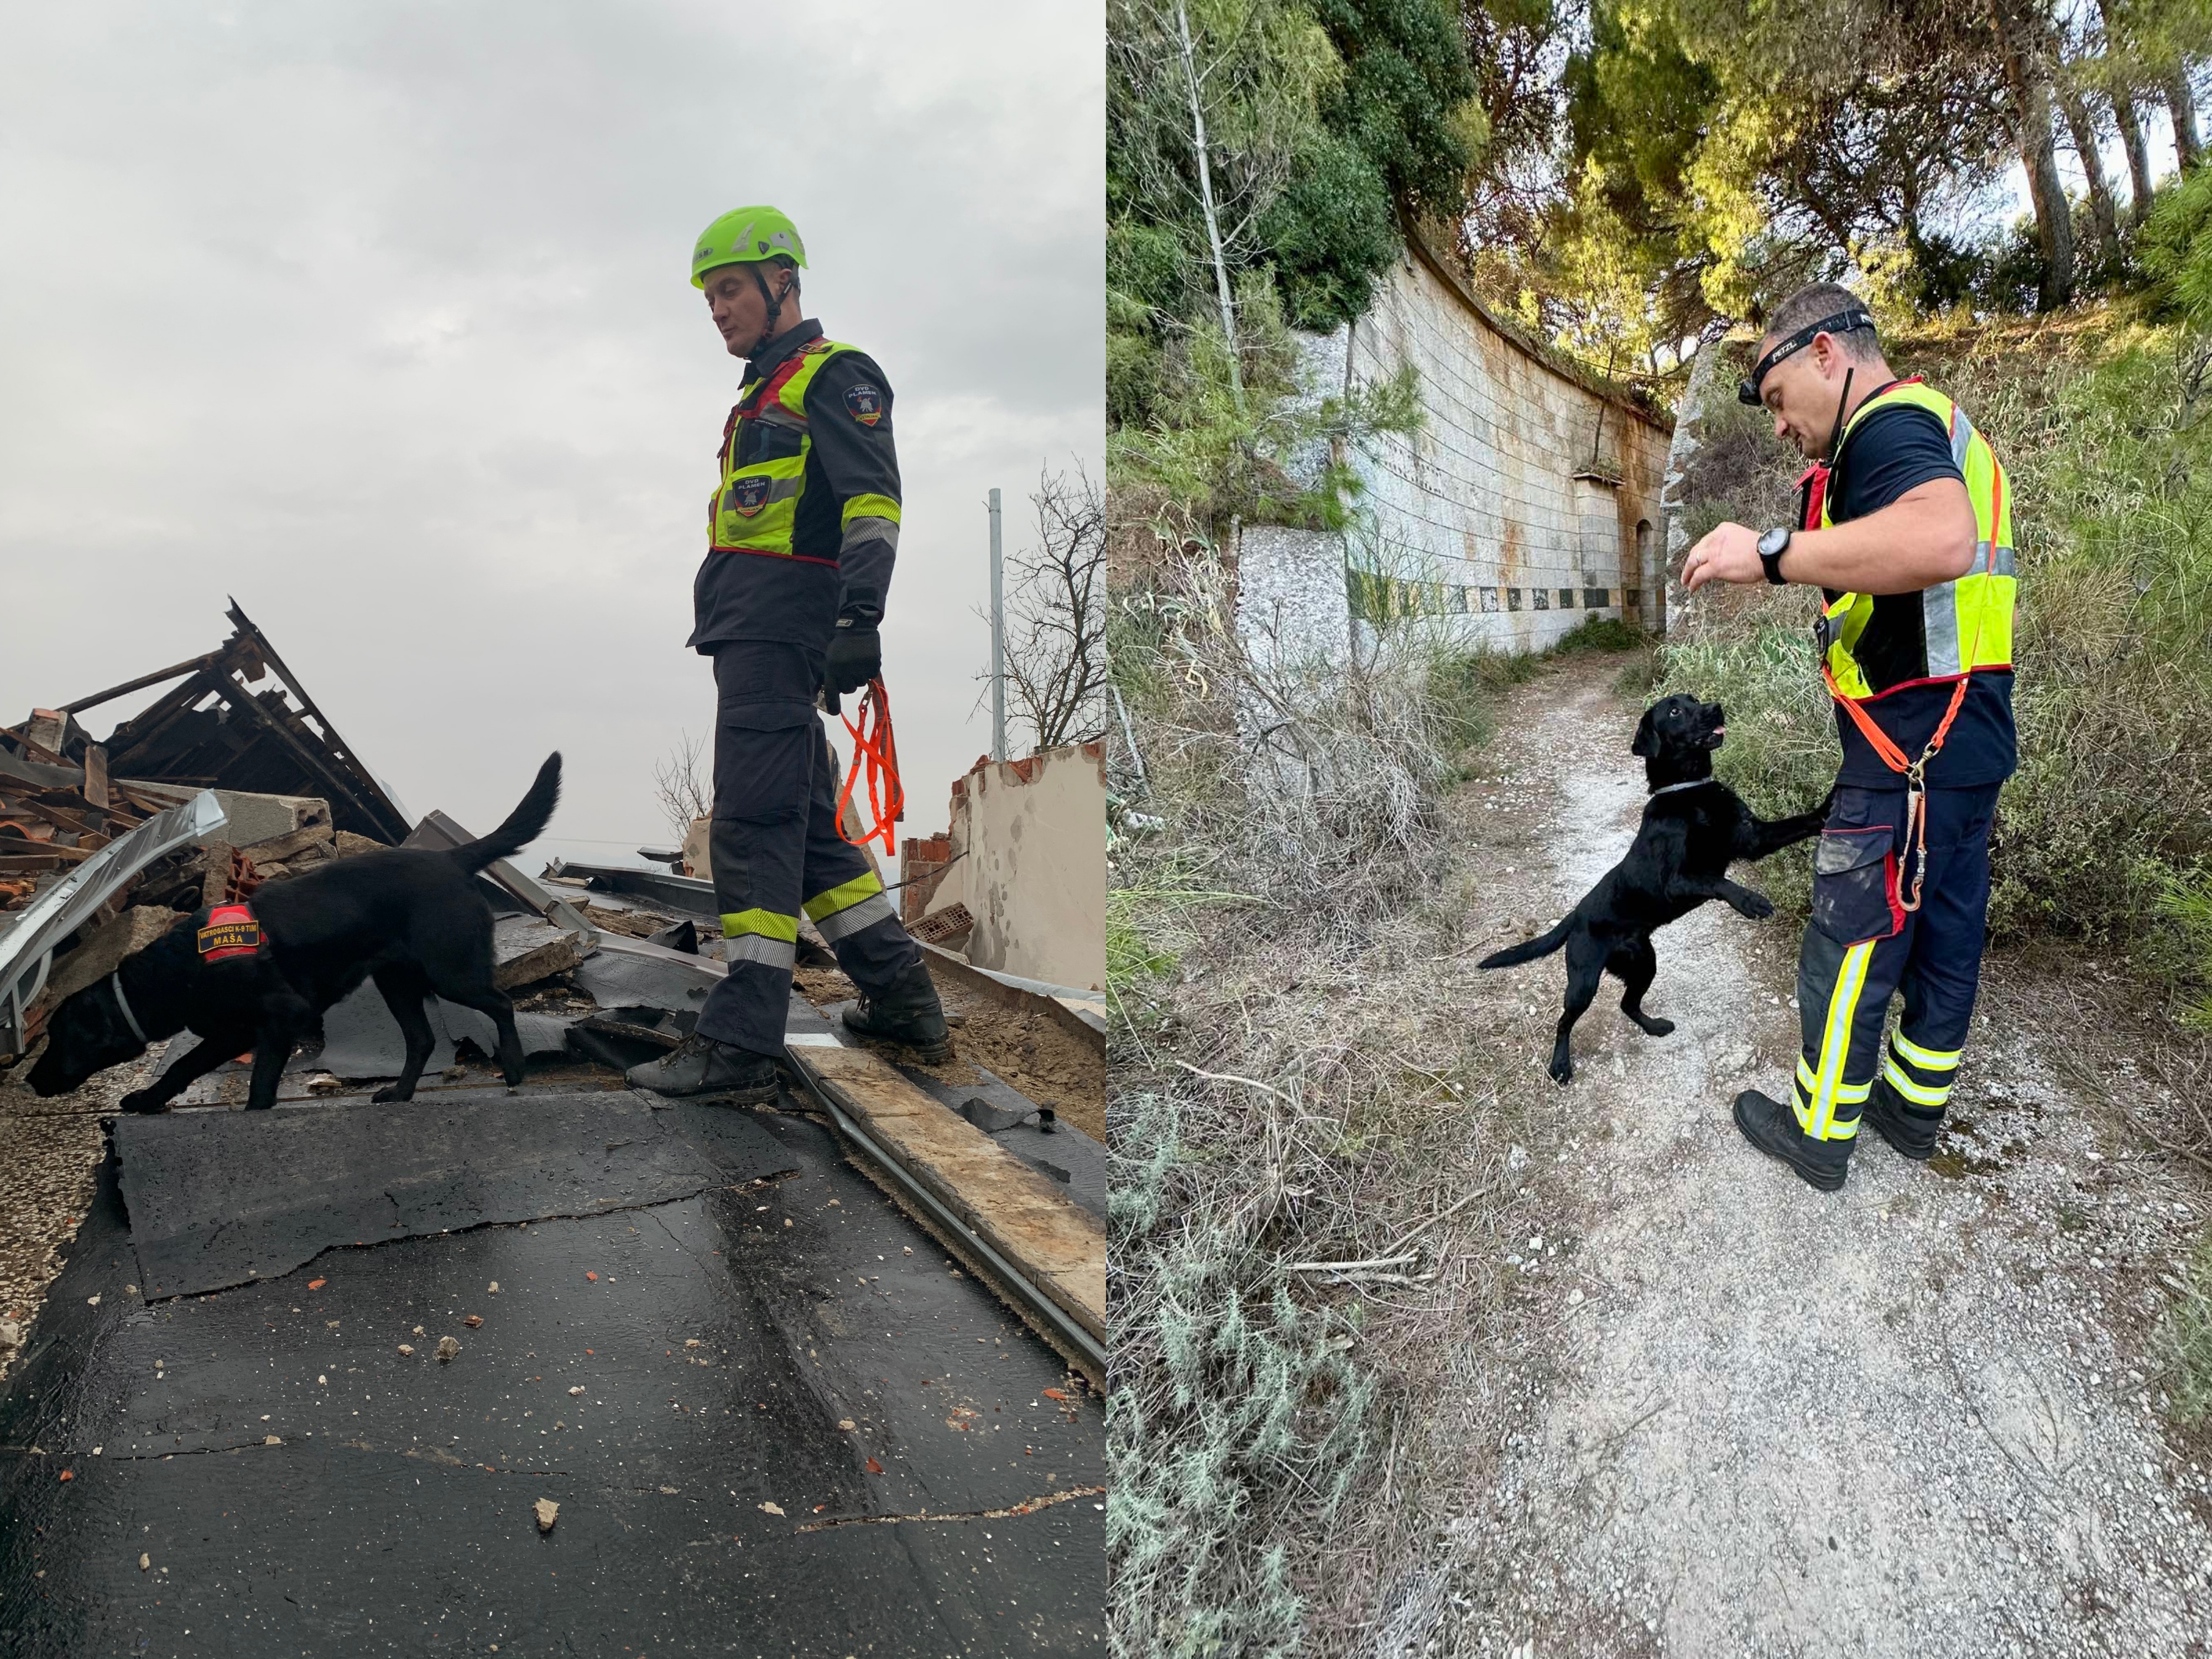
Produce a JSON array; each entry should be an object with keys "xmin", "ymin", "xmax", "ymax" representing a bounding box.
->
[
  {"xmin": 841, "ymin": 961, "xmax": 952, "ymax": 1062},
  {"xmin": 1732, "ymin": 1089, "xmax": 1851, "ymax": 1192},
  {"xmin": 625, "ymin": 1032, "xmax": 780, "ymax": 1102},
  {"xmin": 1862, "ymin": 1076, "xmax": 1944, "ymax": 1161}
]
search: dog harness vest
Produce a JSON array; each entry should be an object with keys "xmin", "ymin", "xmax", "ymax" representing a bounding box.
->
[
  {"xmin": 709, "ymin": 337, "xmax": 902, "ymax": 570},
  {"xmin": 196, "ymin": 902, "xmax": 263, "ymax": 961},
  {"xmin": 1802, "ymin": 379, "xmax": 2017, "ymax": 702}
]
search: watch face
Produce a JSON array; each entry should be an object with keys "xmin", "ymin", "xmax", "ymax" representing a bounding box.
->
[{"xmin": 1759, "ymin": 528, "xmax": 1788, "ymax": 557}]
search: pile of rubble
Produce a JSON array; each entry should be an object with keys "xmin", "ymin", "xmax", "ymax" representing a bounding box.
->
[{"xmin": 0, "ymin": 603, "xmax": 726, "ymax": 1086}]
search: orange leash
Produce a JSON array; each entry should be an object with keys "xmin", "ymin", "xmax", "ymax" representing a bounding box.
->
[{"xmin": 836, "ymin": 677, "xmax": 903, "ymax": 858}]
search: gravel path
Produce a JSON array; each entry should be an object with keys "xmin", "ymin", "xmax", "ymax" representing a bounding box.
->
[{"xmin": 1443, "ymin": 661, "xmax": 2212, "ymax": 1658}]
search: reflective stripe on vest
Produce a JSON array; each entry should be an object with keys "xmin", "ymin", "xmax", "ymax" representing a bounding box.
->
[
  {"xmin": 707, "ymin": 338, "xmax": 862, "ymax": 564},
  {"xmin": 1815, "ymin": 381, "xmax": 2016, "ymax": 701}
]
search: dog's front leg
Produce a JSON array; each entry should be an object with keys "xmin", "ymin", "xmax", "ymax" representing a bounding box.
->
[
  {"xmin": 117, "ymin": 1028, "xmax": 254, "ymax": 1114},
  {"xmin": 1740, "ymin": 807, "xmax": 1828, "ymax": 860},
  {"xmin": 1713, "ymin": 877, "xmax": 1776, "ymax": 920},
  {"xmin": 244, "ymin": 1032, "xmax": 296, "ymax": 1111}
]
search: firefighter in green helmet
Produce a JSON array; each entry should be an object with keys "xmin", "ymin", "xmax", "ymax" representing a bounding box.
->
[{"xmin": 629, "ymin": 206, "xmax": 950, "ymax": 1100}]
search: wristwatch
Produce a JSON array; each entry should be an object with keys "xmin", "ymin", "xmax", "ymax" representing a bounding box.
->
[{"xmin": 1757, "ymin": 527, "xmax": 1792, "ymax": 585}]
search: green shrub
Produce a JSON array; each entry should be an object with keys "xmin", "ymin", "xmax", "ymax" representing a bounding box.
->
[
  {"xmin": 2140, "ymin": 165, "xmax": 2212, "ymax": 328},
  {"xmin": 1551, "ymin": 614, "xmax": 1648, "ymax": 653},
  {"xmin": 2165, "ymin": 1227, "xmax": 2212, "ymax": 1425}
]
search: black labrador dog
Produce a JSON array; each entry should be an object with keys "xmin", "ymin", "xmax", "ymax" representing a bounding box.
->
[
  {"xmin": 27, "ymin": 754, "xmax": 561, "ymax": 1113},
  {"xmin": 1478, "ymin": 696, "xmax": 1826, "ymax": 1084}
]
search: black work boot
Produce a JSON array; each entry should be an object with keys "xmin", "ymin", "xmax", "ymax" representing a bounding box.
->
[
  {"xmin": 840, "ymin": 961, "xmax": 952, "ymax": 1062},
  {"xmin": 1862, "ymin": 1076, "xmax": 1944, "ymax": 1161},
  {"xmin": 1732, "ymin": 1089, "xmax": 1851, "ymax": 1192},
  {"xmin": 625, "ymin": 1033, "xmax": 780, "ymax": 1102}
]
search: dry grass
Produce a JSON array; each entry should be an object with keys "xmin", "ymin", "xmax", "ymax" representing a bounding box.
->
[{"xmin": 1107, "ymin": 543, "xmax": 1583, "ymax": 1655}]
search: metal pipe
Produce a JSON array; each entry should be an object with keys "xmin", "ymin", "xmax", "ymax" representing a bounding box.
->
[{"xmin": 988, "ymin": 487, "xmax": 1006, "ymax": 762}]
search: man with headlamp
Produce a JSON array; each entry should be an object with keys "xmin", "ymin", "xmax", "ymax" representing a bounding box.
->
[{"xmin": 1679, "ymin": 283, "xmax": 2018, "ymax": 1192}]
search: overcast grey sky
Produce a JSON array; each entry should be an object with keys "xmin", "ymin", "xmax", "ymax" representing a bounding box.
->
[{"xmin": 0, "ymin": 1, "xmax": 1104, "ymax": 877}]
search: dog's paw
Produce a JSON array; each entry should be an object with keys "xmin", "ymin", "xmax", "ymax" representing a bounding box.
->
[
  {"xmin": 1738, "ymin": 891, "xmax": 1776, "ymax": 920},
  {"xmin": 1548, "ymin": 1053, "xmax": 1574, "ymax": 1086},
  {"xmin": 117, "ymin": 1089, "xmax": 165, "ymax": 1115},
  {"xmin": 371, "ymin": 1083, "xmax": 414, "ymax": 1104},
  {"xmin": 1641, "ymin": 1015, "xmax": 1676, "ymax": 1037}
]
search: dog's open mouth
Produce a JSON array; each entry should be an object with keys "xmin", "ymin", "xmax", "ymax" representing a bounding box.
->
[{"xmin": 1705, "ymin": 725, "xmax": 1726, "ymax": 748}]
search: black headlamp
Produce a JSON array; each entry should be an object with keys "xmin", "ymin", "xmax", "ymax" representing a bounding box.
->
[{"xmin": 1738, "ymin": 307, "xmax": 1875, "ymax": 405}]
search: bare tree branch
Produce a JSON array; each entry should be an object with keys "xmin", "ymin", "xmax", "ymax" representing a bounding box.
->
[
  {"xmin": 978, "ymin": 462, "xmax": 1109, "ymax": 755},
  {"xmin": 653, "ymin": 730, "xmax": 711, "ymax": 843}
]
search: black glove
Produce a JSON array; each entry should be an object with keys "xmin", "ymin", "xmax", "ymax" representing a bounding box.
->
[{"xmin": 826, "ymin": 625, "xmax": 881, "ymax": 695}]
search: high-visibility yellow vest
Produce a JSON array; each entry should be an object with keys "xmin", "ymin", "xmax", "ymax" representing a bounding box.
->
[
  {"xmin": 708, "ymin": 337, "xmax": 863, "ymax": 564},
  {"xmin": 1812, "ymin": 379, "xmax": 2016, "ymax": 701}
]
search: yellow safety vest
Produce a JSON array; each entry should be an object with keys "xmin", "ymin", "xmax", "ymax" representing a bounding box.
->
[
  {"xmin": 1813, "ymin": 379, "xmax": 2016, "ymax": 700},
  {"xmin": 709, "ymin": 337, "xmax": 864, "ymax": 565}
]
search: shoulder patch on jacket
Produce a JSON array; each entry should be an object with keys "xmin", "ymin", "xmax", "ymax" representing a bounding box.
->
[{"xmin": 843, "ymin": 383, "xmax": 884, "ymax": 426}]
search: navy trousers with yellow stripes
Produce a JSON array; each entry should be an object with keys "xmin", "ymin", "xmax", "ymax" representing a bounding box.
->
[
  {"xmin": 695, "ymin": 642, "xmax": 919, "ymax": 1057},
  {"xmin": 1792, "ymin": 783, "xmax": 2000, "ymax": 1144}
]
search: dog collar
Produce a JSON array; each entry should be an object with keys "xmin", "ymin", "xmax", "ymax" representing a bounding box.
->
[
  {"xmin": 1648, "ymin": 779, "xmax": 1713, "ymax": 798},
  {"xmin": 108, "ymin": 971, "xmax": 149, "ymax": 1045}
]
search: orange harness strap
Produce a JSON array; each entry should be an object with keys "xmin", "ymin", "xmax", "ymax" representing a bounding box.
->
[
  {"xmin": 1820, "ymin": 664, "xmax": 1971, "ymax": 916},
  {"xmin": 1819, "ymin": 461, "xmax": 1999, "ymax": 914},
  {"xmin": 836, "ymin": 677, "xmax": 904, "ymax": 859}
]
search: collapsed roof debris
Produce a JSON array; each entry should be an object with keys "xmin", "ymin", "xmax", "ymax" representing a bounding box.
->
[{"xmin": 54, "ymin": 598, "xmax": 411, "ymax": 844}]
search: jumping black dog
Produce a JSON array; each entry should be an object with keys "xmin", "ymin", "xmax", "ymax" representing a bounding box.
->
[
  {"xmin": 27, "ymin": 754, "xmax": 562, "ymax": 1113},
  {"xmin": 1478, "ymin": 697, "xmax": 1826, "ymax": 1084}
]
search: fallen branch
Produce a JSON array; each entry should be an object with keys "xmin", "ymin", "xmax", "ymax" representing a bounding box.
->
[
  {"xmin": 1284, "ymin": 1251, "xmax": 1418, "ymax": 1275},
  {"xmin": 1380, "ymin": 1183, "xmax": 1500, "ymax": 1259},
  {"xmin": 1174, "ymin": 1059, "xmax": 1287, "ymax": 1100},
  {"xmin": 795, "ymin": 1483, "xmax": 1106, "ymax": 1532}
]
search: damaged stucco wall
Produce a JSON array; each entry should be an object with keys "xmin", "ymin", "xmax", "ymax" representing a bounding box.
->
[
  {"xmin": 926, "ymin": 744, "xmax": 1106, "ymax": 992},
  {"xmin": 1235, "ymin": 238, "xmax": 1673, "ymax": 658}
]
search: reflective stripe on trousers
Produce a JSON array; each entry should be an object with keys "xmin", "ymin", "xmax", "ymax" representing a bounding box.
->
[
  {"xmin": 694, "ymin": 642, "xmax": 920, "ymax": 1055},
  {"xmin": 1792, "ymin": 784, "xmax": 1999, "ymax": 1142}
]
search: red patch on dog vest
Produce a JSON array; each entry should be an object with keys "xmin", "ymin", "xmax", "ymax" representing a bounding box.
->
[{"xmin": 196, "ymin": 902, "xmax": 263, "ymax": 961}]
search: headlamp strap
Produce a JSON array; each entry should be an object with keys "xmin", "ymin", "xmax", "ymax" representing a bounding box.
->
[{"xmin": 1739, "ymin": 306, "xmax": 1874, "ymax": 405}]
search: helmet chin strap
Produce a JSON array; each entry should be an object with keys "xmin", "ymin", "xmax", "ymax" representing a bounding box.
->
[{"xmin": 745, "ymin": 265, "xmax": 791, "ymax": 358}]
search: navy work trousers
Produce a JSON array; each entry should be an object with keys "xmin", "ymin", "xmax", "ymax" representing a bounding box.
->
[
  {"xmin": 1790, "ymin": 782, "xmax": 2000, "ymax": 1144},
  {"xmin": 693, "ymin": 642, "xmax": 917, "ymax": 1056}
]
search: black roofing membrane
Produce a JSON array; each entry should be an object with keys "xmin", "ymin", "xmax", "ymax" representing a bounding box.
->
[
  {"xmin": 115, "ymin": 1091, "xmax": 752, "ymax": 1302},
  {"xmin": 0, "ymin": 1098, "xmax": 1104, "ymax": 1656}
]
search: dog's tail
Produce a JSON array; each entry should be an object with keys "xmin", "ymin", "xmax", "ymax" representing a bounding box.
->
[
  {"xmin": 448, "ymin": 753, "xmax": 562, "ymax": 875},
  {"xmin": 1476, "ymin": 915, "xmax": 1572, "ymax": 970}
]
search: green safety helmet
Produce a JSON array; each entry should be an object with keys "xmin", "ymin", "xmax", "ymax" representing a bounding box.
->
[{"xmin": 690, "ymin": 206, "xmax": 807, "ymax": 288}]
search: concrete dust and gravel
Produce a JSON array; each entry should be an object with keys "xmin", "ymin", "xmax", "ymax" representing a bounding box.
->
[
  {"xmin": 1414, "ymin": 658, "xmax": 2212, "ymax": 1657},
  {"xmin": 0, "ymin": 1052, "xmax": 156, "ymax": 1384},
  {"xmin": 796, "ymin": 962, "xmax": 1104, "ymax": 1139}
]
